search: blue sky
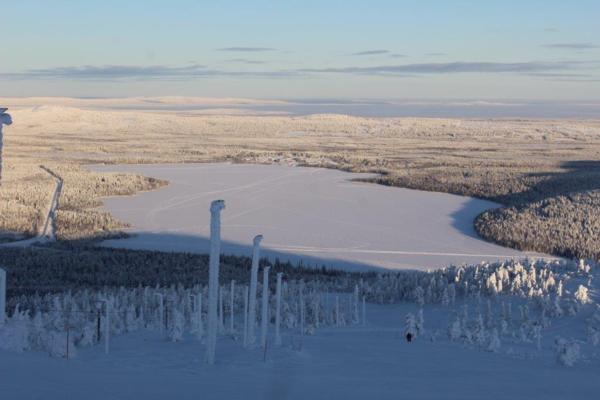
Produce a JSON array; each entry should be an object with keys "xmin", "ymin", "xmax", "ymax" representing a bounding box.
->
[{"xmin": 1, "ymin": 0, "xmax": 599, "ymax": 99}]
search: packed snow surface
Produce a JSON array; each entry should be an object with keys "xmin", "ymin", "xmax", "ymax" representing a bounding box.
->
[
  {"xmin": 1, "ymin": 302, "xmax": 597, "ymax": 400},
  {"xmin": 93, "ymin": 163, "xmax": 548, "ymax": 270}
]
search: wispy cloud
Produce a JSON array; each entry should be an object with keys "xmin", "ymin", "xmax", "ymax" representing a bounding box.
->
[
  {"xmin": 389, "ymin": 53, "xmax": 407, "ymax": 58},
  {"xmin": 225, "ymin": 59, "xmax": 266, "ymax": 65},
  {"xmin": 543, "ymin": 27, "xmax": 559, "ymax": 33},
  {"xmin": 0, "ymin": 64, "xmax": 295, "ymax": 80},
  {"xmin": 1, "ymin": 60, "xmax": 591, "ymax": 81},
  {"xmin": 351, "ymin": 50, "xmax": 389, "ymax": 56},
  {"xmin": 542, "ymin": 43, "xmax": 598, "ymax": 49},
  {"xmin": 426, "ymin": 53, "xmax": 446, "ymax": 56},
  {"xmin": 216, "ymin": 47, "xmax": 276, "ymax": 52},
  {"xmin": 300, "ymin": 61, "xmax": 579, "ymax": 76}
]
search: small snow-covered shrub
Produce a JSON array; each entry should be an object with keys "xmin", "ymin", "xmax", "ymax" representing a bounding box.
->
[
  {"xmin": 554, "ymin": 337, "xmax": 580, "ymax": 367},
  {"xmin": 574, "ymin": 285, "xmax": 590, "ymax": 304}
]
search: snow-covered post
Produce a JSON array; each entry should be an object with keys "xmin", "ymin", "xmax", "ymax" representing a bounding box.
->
[
  {"xmin": 275, "ymin": 272, "xmax": 283, "ymax": 346},
  {"xmin": 0, "ymin": 108, "xmax": 12, "ymax": 184},
  {"xmin": 0, "ymin": 268, "xmax": 5, "ymax": 326},
  {"xmin": 248, "ymin": 234, "xmax": 263, "ymax": 347},
  {"xmin": 260, "ymin": 266, "xmax": 271, "ymax": 349},
  {"xmin": 206, "ymin": 199, "xmax": 225, "ymax": 365},
  {"xmin": 155, "ymin": 293, "xmax": 164, "ymax": 337},
  {"xmin": 218, "ymin": 286, "xmax": 224, "ymax": 333},
  {"xmin": 230, "ymin": 280, "xmax": 235, "ymax": 333},
  {"xmin": 243, "ymin": 285, "xmax": 249, "ymax": 348}
]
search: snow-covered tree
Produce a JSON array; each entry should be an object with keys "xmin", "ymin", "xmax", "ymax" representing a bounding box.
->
[
  {"xmin": 405, "ymin": 313, "xmax": 417, "ymax": 339},
  {"xmin": 554, "ymin": 337, "xmax": 580, "ymax": 367},
  {"xmin": 574, "ymin": 285, "xmax": 590, "ymax": 304},
  {"xmin": 487, "ymin": 328, "xmax": 501, "ymax": 353}
]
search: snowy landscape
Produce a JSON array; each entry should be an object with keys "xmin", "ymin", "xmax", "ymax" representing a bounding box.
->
[{"xmin": 2, "ymin": 1, "xmax": 600, "ymax": 399}]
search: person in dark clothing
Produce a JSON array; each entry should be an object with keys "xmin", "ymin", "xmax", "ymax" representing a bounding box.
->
[{"xmin": 406, "ymin": 333, "xmax": 413, "ymax": 342}]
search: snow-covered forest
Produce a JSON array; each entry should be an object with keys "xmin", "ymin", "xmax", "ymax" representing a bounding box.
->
[{"xmin": 1, "ymin": 256, "xmax": 598, "ymax": 369}]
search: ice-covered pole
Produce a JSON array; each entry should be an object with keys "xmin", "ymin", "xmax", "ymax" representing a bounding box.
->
[
  {"xmin": 230, "ymin": 280, "xmax": 235, "ymax": 333},
  {"xmin": 243, "ymin": 285, "xmax": 249, "ymax": 348},
  {"xmin": 0, "ymin": 268, "xmax": 6, "ymax": 326},
  {"xmin": 206, "ymin": 199, "xmax": 225, "ymax": 365},
  {"xmin": 248, "ymin": 234, "xmax": 263, "ymax": 346},
  {"xmin": 275, "ymin": 272, "xmax": 283, "ymax": 347},
  {"xmin": 0, "ymin": 108, "xmax": 12, "ymax": 185},
  {"xmin": 218, "ymin": 286, "xmax": 224, "ymax": 333},
  {"xmin": 260, "ymin": 266, "xmax": 271, "ymax": 349}
]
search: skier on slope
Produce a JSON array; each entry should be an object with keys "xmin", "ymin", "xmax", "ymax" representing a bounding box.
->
[{"xmin": 0, "ymin": 108, "xmax": 13, "ymax": 185}]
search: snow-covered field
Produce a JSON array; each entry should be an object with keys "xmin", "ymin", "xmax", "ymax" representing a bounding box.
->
[
  {"xmin": 93, "ymin": 163, "xmax": 549, "ymax": 270},
  {"xmin": 1, "ymin": 290, "xmax": 598, "ymax": 400}
]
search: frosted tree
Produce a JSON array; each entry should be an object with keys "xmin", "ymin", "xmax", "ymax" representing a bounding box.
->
[
  {"xmin": 260, "ymin": 266, "xmax": 271, "ymax": 349},
  {"xmin": 533, "ymin": 324, "xmax": 542, "ymax": 350},
  {"xmin": 155, "ymin": 293, "xmax": 164, "ymax": 336},
  {"xmin": 206, "ymin": 199, "xmax": 225, "ymax": 365},
  {"xmin": 413, "ymin": 286, "xmax": 425, "ymax": 307},
  {"xmin": 575, "ymin": 285, "xmax": 590, "ymax": 304},
  {"xmin": 554, "ymin": 337, "xmax": 580, "ymax": 367},
  {"xmin": 0, "ymin": 108, "xmax": 12, "ymax": 184},
  {"xmin": 474, "ymin": 313, "xmax": 487, "ymax": 347},
  {"xmin": 416, "ymin": 309, "xmax": 425, "ymax": 337},
  {"xmin": 362, "ymin": 296, "xmax": 366, "ymax": 326},
  {"xmin": 405, "ymin": 313, "xmax": 417, "ymax": 341},
  {"xmin": 247, "ymin": 234, "xmax": 263, "ymax": 347},
  {"xmin": 487, "ymin": 328, "xmax": 501, "ymax": 353},
  {"xmin": 168, "ymin": 308, "xmax": 185, "ymax": 342},
  {"xmin": 448, "ymin": 283, "xmax": 456, "ymax": 307},
  {"xmin": 441, "ymin": 288, "xmax": 449, "ymax": 307},
  {"xmin": 353, "ymin": 285, "xmax": 360, "ymax": 324},
  {"xmin": 229, "ymin": 280, "xmax": 235, "ymax": 334}
]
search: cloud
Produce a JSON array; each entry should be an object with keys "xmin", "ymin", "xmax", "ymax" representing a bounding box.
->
[
  {"xmin": 300, "ymin": 61, "xmax": 579, "ymax": 76},
  {"xmin": 544, "ymin": 27, "xmax": 559, "ymax": 32},
  {"xmin": 389, "ymin": 54, "xmax": 407, "ymax": 58},
  {"xmin": 0, "ymin": 64, "xmax": 295, "ymax": 80},
  {"xmin": 426, "ymin": 53, "xmax": 446, "ymax": 56},
  {"xmin": 1, "ymin": 60, "xmax": 591, "ymax": 82},
  {"xmin": 351, "ymin": 50, "xmax": 389, "ymax": 56},
  {"xmin": 225, "ymin": 59, "xmax": 266, "ymax": 65},
  {"xmin": 542, "ymin": 43, "xmax": 598, "ymax": 49},
  {"xmin": 216, "ymin": 47, "xmax": 276, "ymax": 52}
]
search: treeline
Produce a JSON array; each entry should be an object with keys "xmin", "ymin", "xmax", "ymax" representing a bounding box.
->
[{"xmin": 0, "ymin": 245, "xmax": 369, "ymax": 299}]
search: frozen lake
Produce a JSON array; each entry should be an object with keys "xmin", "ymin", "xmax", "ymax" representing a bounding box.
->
[{"xmin": 93, "ymin": 163, "xmax": 548, "ymax": 271}]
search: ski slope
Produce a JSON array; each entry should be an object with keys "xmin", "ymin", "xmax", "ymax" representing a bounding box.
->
[{"xmin": 1, "ymin": 301, "xmax": 597, "ymax": 400}]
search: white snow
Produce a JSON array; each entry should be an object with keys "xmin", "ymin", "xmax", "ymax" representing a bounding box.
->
[
  {"xmin": 1, "ymin": 301, "xmax": 598, "ymax": 400},
  {"xmin": 93, "ymin": 163, "xmax": 552, "ymax": 271}
]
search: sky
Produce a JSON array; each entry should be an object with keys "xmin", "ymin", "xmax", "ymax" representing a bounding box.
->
[{"xmin": 0, "ymin": 0, "xmax": 599, "ymax": 100}]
